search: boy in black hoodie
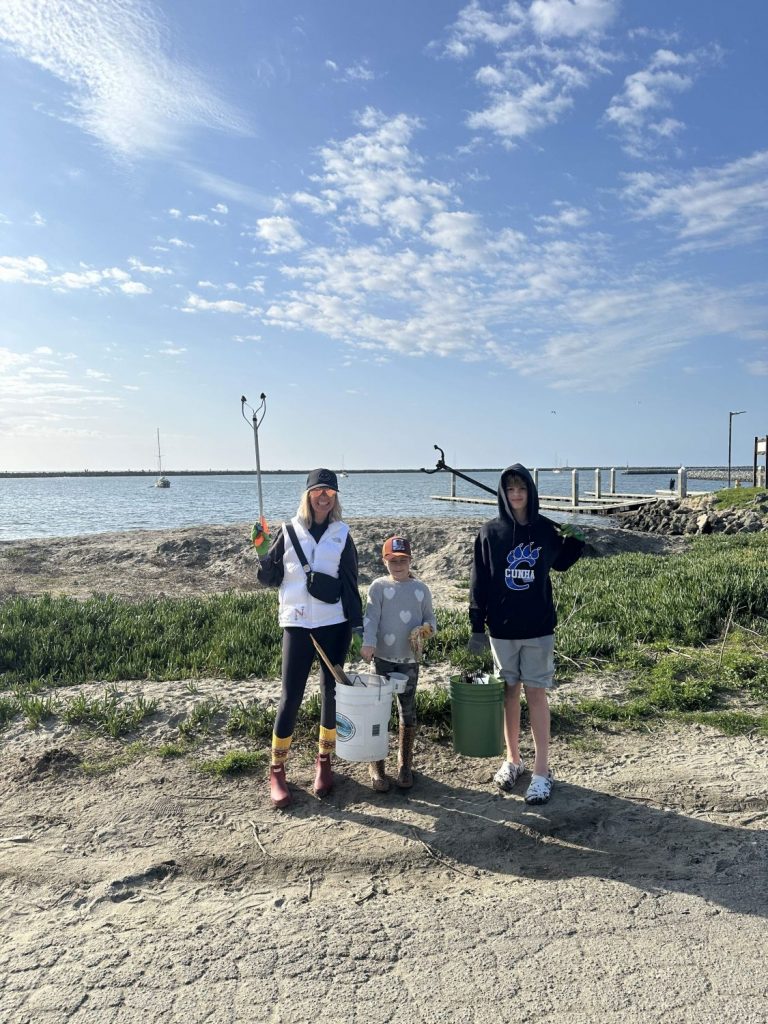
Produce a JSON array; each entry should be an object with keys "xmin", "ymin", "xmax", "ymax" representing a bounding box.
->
[{"xmin": 469, "ymin": 464, "xmax": 584, "ymax": 804}]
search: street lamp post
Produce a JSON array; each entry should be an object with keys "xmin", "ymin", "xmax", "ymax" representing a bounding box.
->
[{"xmin": 728, "ymin": 410, "xmax": 746, "ymax": 488}]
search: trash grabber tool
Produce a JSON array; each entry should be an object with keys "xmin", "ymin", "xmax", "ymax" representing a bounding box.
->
[
  {"xmin": 241, "ymin": 393, "xmax": 271, "ymax": 555},
  {"xmin": 420, "ymin": 444, "xmax": 497, "ymax": 496}
]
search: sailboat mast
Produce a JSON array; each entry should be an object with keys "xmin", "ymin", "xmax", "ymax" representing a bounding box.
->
[{"xmin": 156, "ymin": 428, "xmax": 163, "ymax": 474}]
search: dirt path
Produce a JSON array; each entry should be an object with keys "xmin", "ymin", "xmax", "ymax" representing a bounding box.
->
[
  {"xmin": 1, "ymin": 522, "xmax": 766, "ymax": 1022},
  {"xmin": 2, "ymin": 709, "xmax": 766, "ymax": 1024}
]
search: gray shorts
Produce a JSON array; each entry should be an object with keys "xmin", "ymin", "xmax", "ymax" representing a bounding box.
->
[{"xmin": 489, "ymin": 635, "xmax": 555, "ymax": 689}]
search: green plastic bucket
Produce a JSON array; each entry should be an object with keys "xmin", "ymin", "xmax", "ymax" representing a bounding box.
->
[{"xmin": 449, "ymin": 675, "xmax": 505, "ymax": 757}]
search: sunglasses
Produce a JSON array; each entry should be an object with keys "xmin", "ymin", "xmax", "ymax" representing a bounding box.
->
[{"xmin": 309, "ymin": 487, "xmax": 337, "ymax": 497}]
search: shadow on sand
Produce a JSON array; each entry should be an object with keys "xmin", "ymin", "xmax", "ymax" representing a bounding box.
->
[{"xmin": 299, "ymin": 768, "xmax": 768, "ymax": 919}]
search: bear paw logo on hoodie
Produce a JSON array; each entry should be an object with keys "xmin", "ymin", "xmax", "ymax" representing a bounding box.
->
[{"xmin": 505, "ymin": 542, "xmax": 541, "ymax": 591}]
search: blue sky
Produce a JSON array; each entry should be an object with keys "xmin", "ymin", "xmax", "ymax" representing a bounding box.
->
[{"xmin": 1, "ymin": 0, "xmax": 766, "ymax": 472}]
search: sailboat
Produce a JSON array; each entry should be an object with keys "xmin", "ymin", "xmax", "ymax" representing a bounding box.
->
[
  {"xmin": 339, "ymin": 456, "xmax": 349, "ymax": 479},
  {"xmin": 154, "ymin": 429, "xmax": 170, "ymax": 488}
]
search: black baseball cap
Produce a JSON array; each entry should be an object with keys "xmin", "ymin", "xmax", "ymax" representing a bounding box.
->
[{"xmin": 306, "ymin": 468, "xmax": 339, "ymax": 491}]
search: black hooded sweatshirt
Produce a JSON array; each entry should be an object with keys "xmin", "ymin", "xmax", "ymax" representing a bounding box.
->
[{"xmin": 469, "ymin": 463, "xmax": 584, "ymax": 640}]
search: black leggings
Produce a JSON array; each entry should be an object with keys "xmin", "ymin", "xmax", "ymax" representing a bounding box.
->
[{"xmin": 274, "ymin": 623, "xmax": 351, "ymax": 738}]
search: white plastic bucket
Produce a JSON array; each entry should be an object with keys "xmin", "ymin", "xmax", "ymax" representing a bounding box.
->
[{"xmin": 335, "ymin": 672, "xmax": 393, "ymax": 762}]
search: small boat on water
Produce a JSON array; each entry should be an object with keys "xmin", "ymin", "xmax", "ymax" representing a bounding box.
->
[{"xmin": 155, "ymin": 429, "xmax": 170, "ymax": 488}]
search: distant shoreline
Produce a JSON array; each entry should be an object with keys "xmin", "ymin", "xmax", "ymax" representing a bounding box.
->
[{"xmin": 0, "ymin": 466, "xmax": 753, "ymax": 480}]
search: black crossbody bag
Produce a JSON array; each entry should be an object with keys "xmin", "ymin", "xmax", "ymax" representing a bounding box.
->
[{"xmin": 285, "ymin": 523, "xmax": 343, "ymax": 604}]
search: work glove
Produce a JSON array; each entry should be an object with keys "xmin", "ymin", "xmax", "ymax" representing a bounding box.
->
[
  {"xmin": 559, "ymin": 523, "xmax": 585, "ymax": 542},
  {"xmin": 467, "ymin": 632, "xmax": 490, "ymax": 654},
  {"xmin": 349, "ymin": 629, "xmax": 363, "ymax": 660},
  {"xmin": 251, "ymin": 522, "xmax": 271, "ymax": 557}
]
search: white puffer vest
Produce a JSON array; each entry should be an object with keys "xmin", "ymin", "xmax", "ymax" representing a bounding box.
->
[{"xmin": 278, "ymin": 517, "xmax": 349, "ymax": 628}]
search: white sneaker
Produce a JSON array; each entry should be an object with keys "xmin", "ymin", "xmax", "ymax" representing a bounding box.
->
[
  {"xmin": 494, "ymin": 759, "xmax": 525, "ymax": 792},
  {"xmin": 524, "ymin": 771, "xmax": 553, "ymax": 805}
]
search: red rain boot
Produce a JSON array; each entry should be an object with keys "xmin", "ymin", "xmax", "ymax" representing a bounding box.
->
[
  {"xmin": 269, "ymin": 764, "xmax": 292, "ymax": 809},
  {"xmin": 313, "ymin": 754, "xmax": 334, "ymax": 797}
]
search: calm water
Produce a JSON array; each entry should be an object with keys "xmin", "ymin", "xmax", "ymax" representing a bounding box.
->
[{"xmin": 0, "ymin": 471, "xmax": 725, "ymax": 541}]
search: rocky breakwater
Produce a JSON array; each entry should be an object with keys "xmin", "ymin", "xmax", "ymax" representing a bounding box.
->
[{"xmin": 617, "ymin": 493, "xmax": 768, "ymax": 536}]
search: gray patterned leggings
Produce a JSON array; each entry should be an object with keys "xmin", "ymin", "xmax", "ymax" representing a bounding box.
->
[{"xmin": 373, "ymin": 658, "xmax": 419, "ymax": 727}]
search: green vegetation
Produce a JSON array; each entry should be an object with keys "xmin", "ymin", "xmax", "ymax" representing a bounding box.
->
[
  {"xmin": 1, "ymin": 533, "xmax": 766, "ymax": 740},
  {"xmin": 226, "ymin": 692, "xmax": 321, "ymax": 742},
  {"xmin": 178, "ymin": 696, "xmax": 225, "ymax": 739},
  {"xmin": 60, "ymin": 687, "xmax": 159, "ymax": 738},
  {"xmin": 0, "ymin": 591, "xmax": 282, "ymax": 689},
  {"xmin": 712, "ymin": 487, "xmax": 768, "ymax": 512},
  {"xmin": 198, "ymin": 749, "xmax": 266, "ymax": 777},
  {"xmin": 18, "ymin": 691, "xmax": 57, "ymax": 729},
  {"xmin": 80, "ymin": 742, "xmax": 147, "ymax": 776},
  {"xmin": 157, "ymin": 741, "xmax": 188, "ymax": 758}
]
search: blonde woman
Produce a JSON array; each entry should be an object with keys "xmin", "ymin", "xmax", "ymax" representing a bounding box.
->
[{"xmin": 257, "ymin": 469, "xmax": 362, "ymax": 808}]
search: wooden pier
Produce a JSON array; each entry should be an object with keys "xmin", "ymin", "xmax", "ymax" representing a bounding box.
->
[
  {"xmin": 430, "ymin": 466, "xmax": 705, "ymax": 516},
  {"xmin": 431, "ymin": 493, "xmax": 660, "ymax": 515}
]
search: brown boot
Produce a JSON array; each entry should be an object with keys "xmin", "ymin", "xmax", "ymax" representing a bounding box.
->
[
  {"xmin": 313, "ymin": 754, "xmax": 334, "ymax": 797},
  {"xmin": 396, "ymin": 725, "xmax": 416, "ymax": 789},
  {"xmin": 369, "ymin": 760, "xmax": 391, "ymax": 793},
  {"xmin": 269, "ymin": 764, "xmax": 292, "ymax": 809}
]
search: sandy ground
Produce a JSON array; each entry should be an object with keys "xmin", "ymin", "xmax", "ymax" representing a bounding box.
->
[{"xmin": 1, "ymin": 519, "xmax": 766, "ymax": 1024}]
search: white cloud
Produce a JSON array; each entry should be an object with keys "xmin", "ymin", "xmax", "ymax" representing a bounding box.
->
[
  {"xmin": 291, "ymin": 190, "xmax": 337, "ymax": 215},
  {"xmin": 168, "ymin": 208, "xmax": 182, "ymax": 218},
  {"xmin": 31, "ymin": 211, "xmax": 46, "ymax": 226},
  {"xmin": 181, "ymin": 293, "xmax": 258, "ymax": 315},
  {"xmin": 127, "ymin": 257, "xmax": 172, "ymax": 275},
  {"xmin": 0, "ymin": 346, "xmax": 120, "ymax": 440},
  {"xmin": 0, "ymin": 255, "xmax": 156, "ymax": 295},
  {"xmin": 165, "ymin": 237, "xmax": 194, "ymax": 249},
  {"xmin": 187, "ymin": 213, "xmax": 223, "ymax": 226},
  {"xmin": 746, "ymin": 359, "xmax": 768, "ymax": 377},
  {"xmin": 326, "ymin": 58, "xmax": 376, "ymax": 82},
  {"xmin": 211, "ymin": 203, "xmax": 228, "ymax": 214},
  {"xmin": 119, "ymin": 280, "xmax": 151, "ymax": 295},
  {"xmin": 0, "ymin": 0, "xmax": 249, "ymax": 159},
  {"xmin": 312, "ymin": 109, "xmax": 452, "ymax": 230},
  {"xmin": 605, "ymin": 49, "xmax": 699, "ymax": 156},
  {"xmin": 623, "ymin": 150, "xmax": 768, "ymax": 252},
  {"xmin": 185, "ymin": 167, "xmax": 274, "ymax": 211},
  {"xmin": 529, "ymin": 0, "xmax": 617, "ymax": 39},
  {"xmin": 0, "ymin": 255, "xmax": 49, "ymax": 283},
  {"xmin": 442, "ymin": 11, "xmax": 615, "ymax": 147},
  {"xmin": 344, "ymin": 60, "xmax": 374, "ymax": 82},
  {"xmin": 424, "ymin": 211, "xmax": 486, "ymax": 254},
  {"xmin": 158, "ymin": 344, "xmax": 186, "ymax": 356},
  {"xmin": 467, "ymin": 76, "xmax": 578, "ymax": 144},
  {"xmin": 254, "ymin": 216, "xmax": 306, "ymax": 253},
  {"xmin": 441, "ymin": 1, "xmax": 526, "ymax": 59},
  {"xmin": 534, "ymin": 202, "xmax": 591, "ymax": 232}
]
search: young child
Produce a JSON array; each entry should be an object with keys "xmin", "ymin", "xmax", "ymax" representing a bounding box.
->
[
  {"xmin": 469, "ymin": 464, "xmax": 584, "ymax": 805},
  {"xmin": 361, "ymin": 536, "xmax": 436, "ymax": 792}
]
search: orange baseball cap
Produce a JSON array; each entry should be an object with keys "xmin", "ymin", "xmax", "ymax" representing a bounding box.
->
[{"xmin": 382, "ymin": 536, "xmax": 411, "ymax": 559}]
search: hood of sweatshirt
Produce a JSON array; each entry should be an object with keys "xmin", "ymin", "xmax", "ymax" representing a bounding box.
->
[{"xmin": 497, "ymin": 463, "xmax": 540, "ymax": 523}]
